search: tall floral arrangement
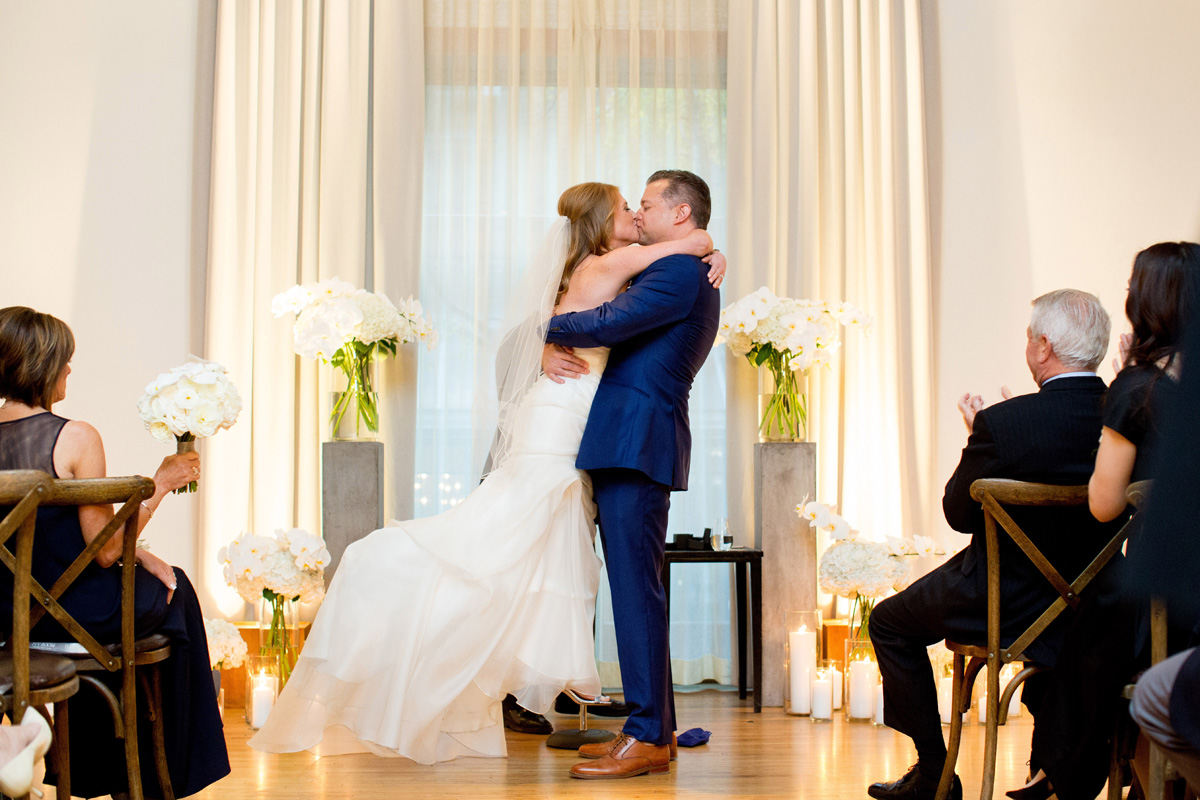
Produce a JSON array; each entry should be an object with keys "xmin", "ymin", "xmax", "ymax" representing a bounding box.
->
[
  {"xmin": 218, "ymin": 528, "xmax": 329, "ymax": 683},
  {"xmin": 800, "ymin": 501, "xmax": 936, "ymax": 644},
  {"xmin": 272, "ymin": 278, "xmax": 436, "ymax": 439},
  {"xmin": 137, "ymin": 359, "xmax": 242, "ymax": 492},
  {"xmin": 720, "ymin": 288, "xmax": 870, "ymax": 441}
]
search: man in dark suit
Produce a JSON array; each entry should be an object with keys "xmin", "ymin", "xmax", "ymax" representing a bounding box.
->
[
  {"xmin": 868, "ymin": 289, "xmax": 1116, "ymax": 800},
  {"xmin": 541, "ymin": 170, "xmax": 720, "ymax": 779}
]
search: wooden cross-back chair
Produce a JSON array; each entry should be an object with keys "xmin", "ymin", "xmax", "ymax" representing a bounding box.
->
[
  {"xmin": 0, "ymin": 470, "xmax": 78, "ymax": 800},
  {"xmin": 934, "ymin": 479, "xmax": 1140, "ymax": 800},
  {"xmin": 0, "ymin": 468, "xmax": 173, "ymax": 800}
]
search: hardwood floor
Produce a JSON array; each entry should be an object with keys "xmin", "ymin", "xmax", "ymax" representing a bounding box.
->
[{"xmin": 40, "ymin": 690, "xmax": 1042, "ymax": 799}]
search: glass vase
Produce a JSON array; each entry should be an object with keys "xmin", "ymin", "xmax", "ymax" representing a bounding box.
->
[
  {"xmin": 245, "ymin": 654, "xmax": 279, "ymax": 729},
  {"xmin": 258, "ymin": 592, "xmax": 300, "ymax": 686},
  {"xmin": 784, "ymin": 610, "xmax": 822, "ymax": 716},
  {"xmin": 844, "ymin": 637, "xmax": 877, "ymax": 722},
  {"xmin": 758, "ymin": 363, "xmax": 806, "ymax": 442},
  {"xmin": 329, "ymin": 345, "xmax": 379, "ymax": 441}
]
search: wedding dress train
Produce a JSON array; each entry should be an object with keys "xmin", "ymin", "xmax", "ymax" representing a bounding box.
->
[{"xmin": 249, "ymin": 348, "xmax": 609, "ymax": 764}]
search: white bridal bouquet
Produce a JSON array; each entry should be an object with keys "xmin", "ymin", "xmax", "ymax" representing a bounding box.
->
[
  {"xmin": 720, "ymin": 288, "xmax": 871, "ymax": 441},
  {"xmin": 271, "ymin": 278, "xmax": 436, "ymax": 439},
  {"xmin": 800, "ymin": 501, "xmax": 928, "ymax": 642},
  {"xmin": 204, "ymin": 617, "xmax": 248, "ymax": 670},
  {"xmin": 218, "ymin": 528, "xmax": 330, "ymax": 683},
  {"xmin": 137, "ymin": 358, "xmax": 242, "ymax": 492}
]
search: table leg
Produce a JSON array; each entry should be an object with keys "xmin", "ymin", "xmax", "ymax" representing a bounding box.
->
[
  {"xmin": 736, "ymin": 561, "xmax": 748, "ymax": 700},
  {"xmin": 662, "ymin": 561, "xmax": 671, "ymax": 623},
  {"xmin": 751, "ymin": 557, "xmax": 763, "ymax": 713}
]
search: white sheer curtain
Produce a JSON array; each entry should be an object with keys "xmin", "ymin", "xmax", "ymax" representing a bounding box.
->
[
  {"xmin": 203, "ymin": 1, "xmax": 425, "ymax": 616},
  {"xmin": 419, "ymin": 0, "xmax": 733, "ymax": 687},
  {"xmin": 726, "ymin": 0, "xmax": 937, "ymax": 568}
]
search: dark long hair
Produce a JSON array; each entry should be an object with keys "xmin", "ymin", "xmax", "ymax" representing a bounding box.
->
[{"xmin": 1123, "ymin": 241, "xmax": 1200, "ymax": 371}]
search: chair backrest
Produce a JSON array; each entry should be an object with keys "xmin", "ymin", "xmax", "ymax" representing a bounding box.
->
[
  {"xmin": 0, "ymin": 469, "xmax": 54, "ymax": 720},
  {"xmin": 969, "ymin": 478, "xmax": 1135, "ymax": 664},
  {"xmin": 0, "ymin": 470, "xmax": 155, "ymax": 674}
]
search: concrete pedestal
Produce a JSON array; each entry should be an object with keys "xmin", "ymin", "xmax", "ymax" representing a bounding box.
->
[
  {"xmin": 753, "ymin": 441, "xmax": 818, "ymax": 707},
  {"xmin": 321, "ymin": 441, "xmax": 385, "ymax": 587}
]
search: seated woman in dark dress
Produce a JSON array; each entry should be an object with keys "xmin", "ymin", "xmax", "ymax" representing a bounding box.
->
[
  {"xmin": 0, "ymin": 306, "xmax": 230, "ymax": 799},
  {"xmin": 1012, "ymin": 242, "xmax": 1200, "ymax": 800}
]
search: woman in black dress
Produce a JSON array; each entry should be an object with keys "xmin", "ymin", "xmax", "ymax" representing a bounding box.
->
[
  {"xmin": 0, "ymin": 306, "xmax": 230, "ymax": 798},
  {"xmin": 1011, "ymin": 242, "xmax": 1200, "ymax": 800}
]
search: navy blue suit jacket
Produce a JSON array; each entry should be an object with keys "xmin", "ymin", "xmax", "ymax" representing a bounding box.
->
[
  {"xmin": 940, "ymin": 374, "xmax": 1124, "ymax": 664},
  {"xmin": 545, "ymin": 253, "xmax": 720, "ymax": 491}
]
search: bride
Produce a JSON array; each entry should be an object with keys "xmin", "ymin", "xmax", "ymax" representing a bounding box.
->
[{"xmin": 249, "ymin": 182, "xmax": 723, "ymax": 764}]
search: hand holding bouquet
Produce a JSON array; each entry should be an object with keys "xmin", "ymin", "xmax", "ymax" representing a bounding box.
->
[{"xmin": 137, "ymin": 358, "xmax": 242, "ymax": 492}]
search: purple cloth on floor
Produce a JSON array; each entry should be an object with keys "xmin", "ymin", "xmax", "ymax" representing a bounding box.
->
[{"xmin": 677, "ymin": 728, "xmax": 711, "ymax": 747}]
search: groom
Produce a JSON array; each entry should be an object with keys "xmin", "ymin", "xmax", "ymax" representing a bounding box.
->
[{"xmin": 542, "ymin": 170, "xmax": 721, "ymax": 779}]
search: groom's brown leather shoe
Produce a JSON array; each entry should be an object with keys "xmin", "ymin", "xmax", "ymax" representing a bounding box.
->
[
  {"xmin": 569, "ymin": 733, "xmax": 670, "ymax": 779},
  {"xmin": 579, "ymin": 732, "xmax": 677, "ymax": 760}
]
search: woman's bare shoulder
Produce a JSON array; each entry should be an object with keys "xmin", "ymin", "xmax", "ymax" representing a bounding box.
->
[{"xmin": 558, "ymin": 259, "xmax": 623, "ymax": 313}]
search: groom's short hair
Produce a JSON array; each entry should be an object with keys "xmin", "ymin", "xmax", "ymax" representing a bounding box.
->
[{"xmin": 647, "ymin": 170, "xmax": 711, "ymax": 230}]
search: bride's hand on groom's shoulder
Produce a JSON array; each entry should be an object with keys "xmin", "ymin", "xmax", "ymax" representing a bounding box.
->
[
  {"xmin": 542, "ymin": 344, "xmax": 589, "ymax": 384},
  {"xmin": 702, "ymin": 248, "xmax": 726, "ymax": 288}
]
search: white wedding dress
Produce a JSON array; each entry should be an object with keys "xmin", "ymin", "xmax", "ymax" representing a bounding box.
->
[{"xmin": 249, "ymin": 348, "xmax": 608, "ymax": 765}]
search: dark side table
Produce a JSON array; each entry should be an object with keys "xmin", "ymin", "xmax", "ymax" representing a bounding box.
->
[{"xmin": 661, "ymin": 547, "xmax": 763, "ymax": 712}]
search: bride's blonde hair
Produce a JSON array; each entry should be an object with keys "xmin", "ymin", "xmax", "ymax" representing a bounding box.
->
[{"xmin": 556, "ymin": 182, "xmax": 621, "ymax": 306}]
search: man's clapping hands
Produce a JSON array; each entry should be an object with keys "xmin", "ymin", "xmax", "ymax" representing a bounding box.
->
[{"xmin": 957, "ymin": 386, "xmax": 1013, "ymax": 434}]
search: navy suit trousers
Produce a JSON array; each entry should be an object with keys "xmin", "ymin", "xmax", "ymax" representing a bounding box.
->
[{"xmin": 590, "ymin": 468, "xmax": 677, "ymax": 745}]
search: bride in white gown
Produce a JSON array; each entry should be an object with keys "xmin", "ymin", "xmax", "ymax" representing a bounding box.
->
[{"xmin": 249, "ymin": 183, "xmax": 721, "ymax": 764}]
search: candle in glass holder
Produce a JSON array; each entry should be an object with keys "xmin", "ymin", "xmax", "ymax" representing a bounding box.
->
[
  {"xmin": 811, "ymin": 669, "xmax": 833, "ymax": 721},
  {"xmin": 977, "ymin": 690, "xmax": 987, "ymax": 724},
  {"xmin": 250, "ymin": 672, "xmax": 277, "ymax": 729},
  {"xmin": 874, "ymin": 680, "xmax": 886, "ymax": 726},
  {"xmin": 847, "ymin": 658, "xmax": 877, "ymax": 719},
  {"xmin": 832, "ymin": 666, "xmax": 844, "ymax": 710},
  {"xmin": 788, "ymin": 626, "xmax": 817, "ymax": 715},
  {"xmin": 937, "ymin": 674, "xmax": 953, "ymax": 724}
]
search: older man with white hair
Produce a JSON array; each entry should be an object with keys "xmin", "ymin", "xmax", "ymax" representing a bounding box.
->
[{"xmin": 867, "ymin": 289, "xmax": 1122, "ymax": 800}]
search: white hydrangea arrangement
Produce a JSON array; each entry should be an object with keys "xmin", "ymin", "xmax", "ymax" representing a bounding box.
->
[
  {"xmin": 800, "ymin": 501, "xmax": 925, "ymax": 642},
  {"xmin": 272, "ymin": 278, "xmax": 436, "ymax": 438},
  {"xmin": 137, "ymin": 359, "xmax": 243, "ymax": 492},
  {"xmin": 218, "ymin": 528, "xmax": 329, "ymax": 607},
  {"xmin": 720, "ymin": 288, "xmax": 871, "ymax": 441},
  {"xmin": 218, "ymin": 528, "xmax": 329, "ymax": 683},
  {"xmin": 204, "ymin": 617, "xmax": 249, "ymax": 670}
]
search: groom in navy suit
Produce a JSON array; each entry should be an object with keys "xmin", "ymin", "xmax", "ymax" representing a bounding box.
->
[{"xmin": 542, "ymin": 170, "xmax": 720, "ymax": 779}]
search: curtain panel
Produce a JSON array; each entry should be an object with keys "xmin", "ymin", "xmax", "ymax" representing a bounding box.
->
[
  {"xmin": 726, "ymin": 0, "xmax": 937, "ymax": 578},
  {"xmin": 419, "ymin": 0, "xmax": 733, "ymax": 687},
  {"xmin": 202, "ymin": 0, "xmax": 425, "ymax": 616}
]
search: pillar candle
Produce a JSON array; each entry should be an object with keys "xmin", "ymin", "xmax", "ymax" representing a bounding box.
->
[
  {"xmin": 812, "ymin": 675, "xmax": 833, "ymax": 720},
  {"xmin": 874, "ymin": 681, "xmax": 886, "ymax": 725},
  {"xmin": 848, "ymin": 659, "xmax": 877, "ymax": 718},
  {"xmin": 832, "ymin": 667, "xmax": 844, "ymax": 710},
  {"xmin": 788, "ymin": 627, "xmax": 817, "ymax": 714},
  {"xmin": 937, "ymin": 675, "xmax": 953, "ymax": 724},
  {"xmin": 978, "ymin": 691, "xmax": 987, "ymax": 725},
  {"xmin": 250, "ymin": 674, "xmax": 277, "ymax": 729}
]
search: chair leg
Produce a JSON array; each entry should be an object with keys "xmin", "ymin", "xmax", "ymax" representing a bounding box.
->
[
  {"xmin": 123, "ymin": 667, "xmax": 143, "ymax": 800},
  {"xmin": 1147, "ymin": 740, "xmax": 1166, "ymax": 800},
  {"xmin": 147, "ymin": 666, "xmax": 174, "ymax": 800},
  {"xmin": 53, "ymin": 700, "xmax": 70, "ymax": 800},
  {"xmin": 1108, "ymin": 720, "xmax": 1125, "ymax": 800},
  {"xmin": 979, "ymin": 658, "xmax": 1003, "ymax": 800},
  {"xmin": 936, "ymin": 653, "xmax": 968, "ymax": 800}
]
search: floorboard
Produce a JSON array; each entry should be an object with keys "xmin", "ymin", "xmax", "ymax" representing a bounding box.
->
[{"xmin": 36, "ymin": 690, "xmax": 1043, "ymax": 799}]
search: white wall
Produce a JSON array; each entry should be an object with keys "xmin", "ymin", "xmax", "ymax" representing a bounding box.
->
[
  {"xmin": 0, "ymin": 2, "xmax": 215, "ymax": 587},
  {"xmin": 924, "ymin": 0, "xmax": 1200, "ymax": 545}
]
